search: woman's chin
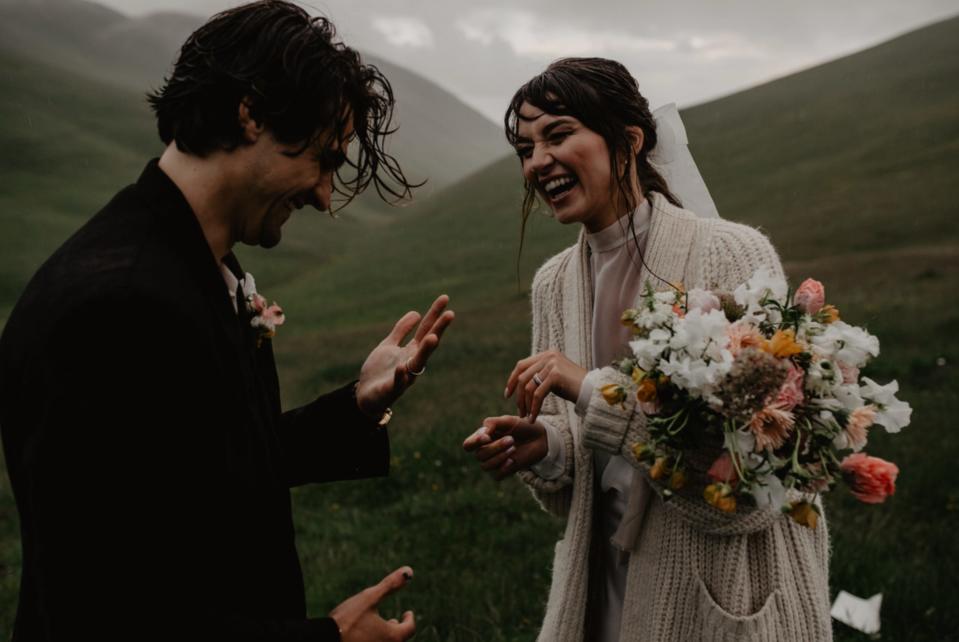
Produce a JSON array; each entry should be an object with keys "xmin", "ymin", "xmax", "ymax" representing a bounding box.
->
[{"xmin": 550, "ymin": 204, "xmax": 587, "ymax": 226}]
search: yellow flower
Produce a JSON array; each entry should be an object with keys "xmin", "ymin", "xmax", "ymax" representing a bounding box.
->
[
  {"xmin": 636, "ymin": 377, "xmax": 658, "ymax": 403},
  {"xmin": 631, "ymin": 442, "xmax": 653, "ymax": 462},
  {"xmin": 620, "ymin": 308, "xmax": 639, "ymax": 327},
  {"xmin": 762, "ymin": 329, "xmax": 804, "ymax": 358},
  {"xmin": 819, "ymin": 304, "xmax": 840, "ymax": 324},
  {"xmin": 631, "ymin": 367, "xmax": 646, "ymax": 385},
  {"xmin": 788, "ymin": 501, "xmax": 819, "ymax": 529},
  {"xmin": 650, "ymin": 457, "xmax": 670, "ymax": 481},
  {"xmin": 600, "ymin": 384, "xmax": 627, "ymax": 407},
  {"xmin": 703, "ymin": 483, "xmax": 737, "ymax": 513},
  {"xmin": 669, "ymin": 468, "xmax": 687, "ymax": 491}
]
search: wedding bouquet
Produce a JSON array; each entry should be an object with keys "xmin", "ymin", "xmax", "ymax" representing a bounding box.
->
[{"xmin": 601, "ymin": 270, "xmax": 911, "ymax": 528}]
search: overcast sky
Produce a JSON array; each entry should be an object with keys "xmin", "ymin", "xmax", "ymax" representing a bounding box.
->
[{"xmin": 95, "ymin": 0, "xmax": 957, "ymax": 122}]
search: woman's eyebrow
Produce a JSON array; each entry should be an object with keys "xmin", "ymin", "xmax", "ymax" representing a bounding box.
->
[{"xmin": 541, "ymin": 118, "xmax": 575, "ymax": 136}]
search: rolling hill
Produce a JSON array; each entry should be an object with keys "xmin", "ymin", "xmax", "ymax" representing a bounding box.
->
[{"xmin": 0, "ymin": 0, "xmax": 506, "ymax": 192}]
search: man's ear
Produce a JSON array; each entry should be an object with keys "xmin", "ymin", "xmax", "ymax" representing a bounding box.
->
[
  {"xmin": 238, "ymin": 98, "xmax": 264, "ymax": 143},
  {"xmin": 625, "ymin": 126, "xmax": 645, "ymax": 156}
]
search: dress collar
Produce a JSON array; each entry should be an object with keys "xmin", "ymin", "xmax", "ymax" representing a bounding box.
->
[{"xmin": 585, "ymin": 198, "xmax": 652, "ymax": 254}]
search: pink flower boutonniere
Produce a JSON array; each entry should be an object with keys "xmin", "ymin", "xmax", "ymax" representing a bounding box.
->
[{"xmin": 241, "ymin": 272, "xmax": 285, "ymax": 347}]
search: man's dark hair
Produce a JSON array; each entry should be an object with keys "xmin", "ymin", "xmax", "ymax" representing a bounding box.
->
[{"xmin": 148, "ymin": 0, "xmax": 414, "ymax": 207}]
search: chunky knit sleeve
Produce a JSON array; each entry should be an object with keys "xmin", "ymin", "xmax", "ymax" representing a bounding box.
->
[
  {"xmin": 698, "ymin": 220, "xmax": 785, "ymax": 292},
  {"xmin": 517, "ymin": 250, "xmax": 576, "ymax": 518}
]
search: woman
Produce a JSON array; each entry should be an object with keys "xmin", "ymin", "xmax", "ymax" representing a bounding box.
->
[{"xmin": 463, "ymin": 58, "xmax": 832, "ymax": 642}]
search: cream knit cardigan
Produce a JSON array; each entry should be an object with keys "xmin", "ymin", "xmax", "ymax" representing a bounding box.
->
[{"xmin": 518, "ymin": 193, "xmax": 833, "ymax": 642}]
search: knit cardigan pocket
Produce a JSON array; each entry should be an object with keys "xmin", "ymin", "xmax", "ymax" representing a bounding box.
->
[{"xmin": 682, "ymin": 574, "xmax": 783, "ymax": 642}]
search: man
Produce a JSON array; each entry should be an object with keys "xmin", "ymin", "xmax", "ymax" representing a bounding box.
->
[{"xmin": 0, "ymin": 2, "xmax": 452, "ymax": 640}]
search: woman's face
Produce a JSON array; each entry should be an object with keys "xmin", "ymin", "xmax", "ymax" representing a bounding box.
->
[{"xmin": 514, "ymin": 101, "xmax": 618, "ymax": 232}]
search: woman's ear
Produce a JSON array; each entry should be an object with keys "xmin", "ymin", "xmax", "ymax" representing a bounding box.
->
[
  {"xmin": 625, "ymin": 126, "xmax": 645, "ymax": 156},
  {"xmin": 238, "ymin": 97, "xmax": 264, "ymax": 144}
]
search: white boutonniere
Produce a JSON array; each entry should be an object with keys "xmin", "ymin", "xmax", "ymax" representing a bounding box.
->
[{"xmin": 240, "ymin": 272, "xmax": 285, "ymax": 347}]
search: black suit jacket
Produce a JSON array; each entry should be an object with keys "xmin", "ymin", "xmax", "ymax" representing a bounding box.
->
[{"xmin": 0, "ymin": 160, "xmax": 389, "ymax": 641}]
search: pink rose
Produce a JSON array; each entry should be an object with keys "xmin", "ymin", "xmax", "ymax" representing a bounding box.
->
[
  {"xmin": 794, "ymin": 278, "xmax": 825, "ymax": 314},
  {"xmin": 250, "ymin": 293, "xmax": 267, "ymax": 314},
  {"xmin": 707, "ymin": 451, "xmax": 738, "ymax": 484},
  {"xmin": 262, "ymin": 303, "xmax": 285, "ymax": 327},
  {"xmin": 774, "ymin": 363, "xmax": 805, "ymax": 412},
  {"xmin": 840, "ymin": 452, "xmax": 898, "ymax": 504}
]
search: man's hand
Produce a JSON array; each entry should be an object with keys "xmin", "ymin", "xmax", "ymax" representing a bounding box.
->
[
  {"xmin": 329, "ymin": 567, "xmax": 416, "ymax": 642},
  {"xmin": 462, "ymin": 416, "xmax": 548, "ymax": 481},
  {"xmin": 504, "ymin": 350, "xmax": 587, "ymax": 422},
  {"xmin": 355, "ymin": 295, "xmax": 454, "ymax": 419}
]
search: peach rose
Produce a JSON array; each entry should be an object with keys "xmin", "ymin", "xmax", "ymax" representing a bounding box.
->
[
  {"xmin": 794, "ymin": 278, "xmax": 826, "ymax": 314},
  {"xmin": 774, "ymin": 363, "xmax": 805, "ymax": 412},
  {"xmin": 726, "ymin": 321, "xmax": 764, "ymax": 357},
  {"xmin": 707, "ymin": 451, "xmax": 738, "ymax": 484},
  {"xmin": 844, "ymin": 405, "xmax": 877, "ymax": 451},
  {"xmin": 840, "ymin": 452, "xmax": 899, "ymax": 504}
]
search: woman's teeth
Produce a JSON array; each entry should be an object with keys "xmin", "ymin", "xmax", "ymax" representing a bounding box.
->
[{"xmin": 544, "ymin": 176, "xmax": 577, "ymax": 198}]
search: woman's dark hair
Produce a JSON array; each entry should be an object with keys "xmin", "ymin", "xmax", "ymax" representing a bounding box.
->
[
  {"xmin": 147, "ymin": 0, "xmax": 415, "ymax": 208},
  {"xmin": 504, "ymin": 58, "xmax": 682, "ymax": 273}
]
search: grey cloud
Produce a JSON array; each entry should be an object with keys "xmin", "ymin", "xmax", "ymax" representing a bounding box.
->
[{"xmin": 92, "ymin": 0, "xmax": 959, "ymax": 121}]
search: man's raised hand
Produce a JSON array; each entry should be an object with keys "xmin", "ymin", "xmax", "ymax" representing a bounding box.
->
[{"xmin": 355, "ymin": 295, "xmax": 454, "ymax": 419}]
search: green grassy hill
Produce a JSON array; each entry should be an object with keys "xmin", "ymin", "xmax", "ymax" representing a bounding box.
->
[{"xmin": 1, "ymin": 10, "xmax": 958, "ymax": 642}]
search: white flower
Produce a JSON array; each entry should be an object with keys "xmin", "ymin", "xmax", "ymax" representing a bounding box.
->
[
  {"xmin": 859, "ymin": 377, "xmax": 912, "ymax": 433},
  {"xmin": 751, "ymin": 473, "xmax": 787, "ymax": 510},
  {"xmin": 809, "ymin": 321, "xmax": 879, "ymax": 368},
  {"xmin": 724, "ymin": 428, "xmax": 756, "ymax": 455},
  {"xmin": 733, "ymin": 269, "xmax": 788, "ymax": 323},
  {"xmin": 659, "ymin": 350, "xmax": 732, "ymax": 401},
  {"xmin": 668, "ymin": 308, "xmax": 730, "ymax": 362},
  {"xmin": 805, "ymin": 357, "xmax": 842, "ymax": 396},
  {"xmin": 629, "ymin": 328, "xmax": 672, "ymax": 371},
  {"xmin": 686, "ymin": 288, "xmax": 721, "ymax": 314},
  {"xmin": 833, "ymin": 384, "xmax": 865, "ymax": 412},
  {"xmin": 241, "ymin": 271, "xmax": 257, "ymax": 300}
]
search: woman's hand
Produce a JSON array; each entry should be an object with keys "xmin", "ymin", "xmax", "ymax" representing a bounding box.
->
[
  {"xmin": 504, "ymin": 350, "xmax": 587, "ymax": 422},
  {"xmin": 462, "ymin": 416, "xmax": 548, "ymax": 481}
]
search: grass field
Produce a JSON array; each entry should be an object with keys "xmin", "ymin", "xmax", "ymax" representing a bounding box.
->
[{"xmin": 2, "ymin": 14, "xmax": 958, "ymax": 642}]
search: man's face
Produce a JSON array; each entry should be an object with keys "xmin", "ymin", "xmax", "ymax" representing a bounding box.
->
[{"xmin": 241, "ymin": 121, "xmax": 353, "ymax": 249}]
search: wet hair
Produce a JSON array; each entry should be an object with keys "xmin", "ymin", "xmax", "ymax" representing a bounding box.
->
[
  {"xmin": 505, "ymin": 57, "xmax": 682, "ymax": 274},
  {"xmin": 147, "ymin": 0, "xmax": 415, "ymax": 208}
]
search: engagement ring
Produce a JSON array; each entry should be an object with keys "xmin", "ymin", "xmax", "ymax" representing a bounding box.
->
[{"xmin": 406, "ymin": 357, "xmax": 426, "ymax": 377}]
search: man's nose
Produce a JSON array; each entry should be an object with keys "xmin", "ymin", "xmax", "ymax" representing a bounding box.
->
[{"xmin": 312, "ymin": 174, "xmax": 333, "ymax": 212}]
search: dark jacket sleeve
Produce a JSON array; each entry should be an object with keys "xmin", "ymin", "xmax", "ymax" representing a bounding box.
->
[
  {"xmin": 277, "ymin": 382, "xmax": 391, "ymax": 488},
  {"xmin": 14, "ymin": 293, "xmax": 342, "ymax": 642}
]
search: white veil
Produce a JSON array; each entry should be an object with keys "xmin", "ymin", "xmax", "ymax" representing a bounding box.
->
[{"xmin": 648, "ymin": 103, "xmax": 720, "ymax": 219}]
